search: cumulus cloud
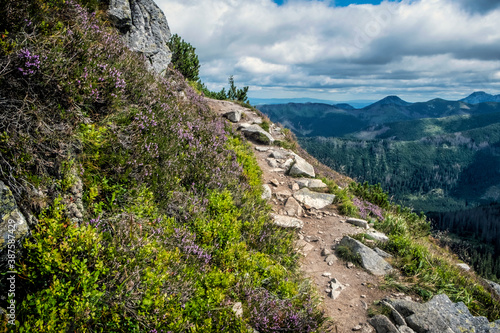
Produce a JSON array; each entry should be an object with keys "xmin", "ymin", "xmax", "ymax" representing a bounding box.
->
[{"xmin": 157, "ymin": 0, "xmax": 500, "ymax": 101}]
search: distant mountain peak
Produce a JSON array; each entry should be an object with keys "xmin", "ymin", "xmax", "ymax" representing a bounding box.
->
[
  {"xmin": 460, "ymin": 91, "xmax": 500, "ymax": 104},
  {"xmin": 367, "ymin": 95, "xmax": 411, "ymax": 108}
]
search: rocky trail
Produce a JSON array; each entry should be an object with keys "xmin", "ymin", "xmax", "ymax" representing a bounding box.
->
[
  {"xmin": 206, "ymin": 99, "xmax": 404, "ymax": 332},
  {"xmin": 206, "ymin": 98, "xmax": 500, "ymax": 333}
]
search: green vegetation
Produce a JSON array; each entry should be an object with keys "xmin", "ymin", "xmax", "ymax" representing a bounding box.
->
[
  {"xmin": 299, "ymin": 134, "xmax": 500, "ymax": 213},
  {"xmin": 168, "ymin": 33, "xmax": 200, "ymax": 81},
  {"xmin": 430, "ymin": 204, "xmax": 500, "ymax": 282},
  {"xmin": 198, "ymin": 75, "xmax": 250, "ymax": 104},
  {"xmin": 0, "ymin": 1, "xmax": 323, "ymax": 331},
  {"xmin": 329, "ymin": 181, "xmax": 500, "ymax": 320}
]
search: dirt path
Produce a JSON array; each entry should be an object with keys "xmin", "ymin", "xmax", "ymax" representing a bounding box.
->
[{"xmin": 206, "ymin": 98, "xmax": 403, "ymax": 332}]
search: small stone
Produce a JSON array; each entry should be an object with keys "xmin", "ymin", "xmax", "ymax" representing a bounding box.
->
[
  {"xmin": 361, "ymin": 295, "xmax": 366, "ymax": 298},
  {"xmin": 325, "ymin": 254, "xmax": 337, "ymax": 265},
  {"xmin": 255, "ymin": 146, "xmax": 270, "ymax": 152},
  {"xmin": 295, "ymin": 239, "xmax": 314, "ymax": 254},
  {"xmin": 275, "ymin": 190, "xmax": 292, "ymax": 202},
  {"xmin": 272, "ymin": 214, "xmax": 304, "ymax": 229},
  {"xmin": 352, "ymin": 325, "xmax": 362, "ymax": 331},
  {"xmin": 306, "ymin": 235, "xmax": 320, "ymax": 242},
  {"xmin": 270, "ymin": 150, "xmax": 289, "ymax": 160},
  {"xmin": 266, "ymin": 158, "xmax": 279, "ymax": 168},
  {"xmin": 346, "ymin": 262, "xmax": 355, "ymax": 269},
  {"xmin": 367, "ymin": 231, "xmax": 389, "ymax": 242},
  {"xmin": 322, "ymin": 272, "xmax": 332, "ymax": 277},
  {"xmin": 321, "ymin": 248, "xmax": 332, "ymax": 256},
  {"xmin": 282, "ymin": 158, "xmax": 295, "ymax": 171},
  {"xmin": 284, "ymin": 197, "xmax": 303, "ymax": 217},
  {"xmin": 292, "ymin": 183, "xmax": 300, "ymax": 191},
  {"xmin": 261, "ymin": 184, "xmax": 272, "ymax": 200},
  {"xmin": 270, "ymin": 179, "xmax": 280, "ymax": 187},
  {"xmin": 232, "ymin": 302, "xmax": 243, "ymax": 318},
  {"xmin": 346, "ymin": 218, "xmax": 369, "ymax": 229}
]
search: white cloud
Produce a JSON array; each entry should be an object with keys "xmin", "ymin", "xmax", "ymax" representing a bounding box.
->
[{"xmin": 157, "ymin": 0, "xmax": 500, "ymax": 101}]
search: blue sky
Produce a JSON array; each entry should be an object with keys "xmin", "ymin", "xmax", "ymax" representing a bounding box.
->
[{"xmin": 159, "ymin": 0, "xmax": 500, "ymax": 102}]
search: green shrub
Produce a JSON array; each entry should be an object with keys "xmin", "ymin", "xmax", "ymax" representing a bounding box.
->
[{"xmin": 167, "ymin": 33, "xmax": 200, "ymax": 81}]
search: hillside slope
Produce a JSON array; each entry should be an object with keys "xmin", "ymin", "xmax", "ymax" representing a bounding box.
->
[{"xmin": 1, "ymin": 0, "xmax": 500, "ymax": 332}]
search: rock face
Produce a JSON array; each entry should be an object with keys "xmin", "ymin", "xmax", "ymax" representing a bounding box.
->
[
  {"xmin": 108, "ymin": 0, "xmax": 172, "ymax": 74},
  {"xmin": 293, "ymin": 188, "xmax": 335, "ymax": 210},
  {"xmin": 339, "ymin": 236, "xmax": 393, "ymax": 276},
  {"xmin": 385, "ymin": 294, "xmax": 500, "ymax": 333},
  {"xmin": 0, "ymin": 181, "xmax": 29, "ymax": 269}
]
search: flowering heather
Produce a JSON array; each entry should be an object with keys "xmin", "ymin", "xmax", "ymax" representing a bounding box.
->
[
  {"xmin": 245, "ymin": 288, "xmax": 321, "ymax": 332},
  {"xmin": 172, "ymin": 228, "xmax": 211, "ymax": 265},
  {"xmin": 353, "ymin": 197, "xmax": 385, "ymax": 221},
  {"xmin": 17, "ymin": 49, "xmax": 41, "ymax": 75}
]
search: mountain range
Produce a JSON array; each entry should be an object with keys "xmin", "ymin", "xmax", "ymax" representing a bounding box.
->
[
  {"xmin": 259, "ymin": 92, "xmax": 500, "ymax": 137},
  {"xmin": 258, "ymin": 91, "xmax": 500, "ymax": 213}
]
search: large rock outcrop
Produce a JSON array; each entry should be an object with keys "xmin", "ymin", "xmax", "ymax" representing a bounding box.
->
[
  {"xmin": 108, "ymin": 0, "xmax": 172, "ymax": 74},
  {"xmin": 374, "ymin": 294, "xmax": 500, "ymax": 333},
  {"xmin": 338, "ymin": 236, "xmax": 393, "ymax": 276}
]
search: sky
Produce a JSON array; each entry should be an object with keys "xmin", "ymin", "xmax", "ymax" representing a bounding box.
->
[{"xmin": 157, "ymin": 0, "xmax": 500, "ymax": 103}]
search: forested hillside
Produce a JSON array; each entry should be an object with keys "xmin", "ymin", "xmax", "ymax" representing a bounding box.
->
[{"xmin": 429, "ymin": 203, "xmax": 500, "ymax": 282}]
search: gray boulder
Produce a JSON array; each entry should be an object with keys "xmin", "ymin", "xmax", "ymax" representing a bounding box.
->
[
  {"xmin": 223, "ymin": 110, "xmax": 242, "ymax": 123},
  {"xmin": 284, "ymin": 197, "xmax": 303, "ymax": 217},
  {"xmin": 456, "ymin": 263, "xmax": 470, "ymax": 271},
  {"xmin": 338, "ymin": 236, "xmax": 393, "ymax": 276},
  {"xmin": 369, "ymin": 315, "xmax": 399, "ymax": 333},
  {"xmin": 239, "ymin": 125, "xmax": 274, "ymax": 145},
  {"xmin": 269, "ymin": 150, "xmax": 290, "ymax": 160},
  {"xmin": 367, "ymin": 230, "xmax": 389, "ymax": 242},
  {"xmin": 0, "ymin": 182, "xmax": 29, "ymax": 269},
  {"xmin": 293, "ymin": 188, "xmax": 335, "ymax": 210},
  {"xmin": 329, "ymin": 278, "xmax": 346, "ymax": 300},
  {"xmin": 374, "ymin": 247, "xmax": 393, "ymax": 258},
  {"xmin": 389, "ymin": 294, "xmax": 500, "ymax": 333},
  {"xmin": 261, "ymin": 184, "xmax": 272, "ymax": 200},
  {"xmin": 486, "ymin": 279, "xmax": 500, "ymax": 297},
  {"xmin": 288, "ymin": 155, "xmax": 315, "ymax": 178},
  {"xmin": 108, "ymin": 0, "xmax": 172, "ymax": 74},
  {"xmin": 272, "ymin": 215, "xmax": 303, "ymax": 229},
  {"xmin": 347, "ymin": 218, "xmax": 369, "ymax": 229},
  {"xmin": 295, "ymin": 179, "xmax": 327, "ymax": 189}
]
